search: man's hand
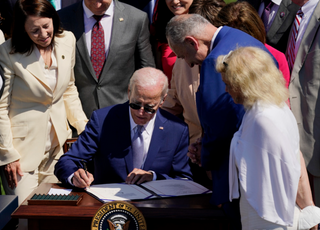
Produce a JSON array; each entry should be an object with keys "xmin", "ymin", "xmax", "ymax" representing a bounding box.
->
[
  {"xmin": 187, "ymin": 137, "xmax": 202, "ymax": 166},
  {"xmin": 4, "ymin": 160, "xmax": 23, "ymax": 189},
  {"xmin": 125, "ymin": 168, "xmax": 153, "ymax": 184},
  {"xmin": 72, "ymin": 169, "xmax": 94, "ymax": 188}
]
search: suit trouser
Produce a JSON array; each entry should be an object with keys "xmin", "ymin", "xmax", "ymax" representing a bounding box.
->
[
  {"xmin": 0, "ymin": 146, "xmax": 61, "ymax": 205},
  {"xmin": 309, "ymin": 172, "xmax": 320, "ymax": 208}
]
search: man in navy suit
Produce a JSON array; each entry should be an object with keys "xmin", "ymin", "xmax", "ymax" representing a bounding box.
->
[
  {"xmin": 54, "ymin": 67, "xmax": 192, "ymax": 188},
  {"xmin": 166, "ymin": 14, "xmax": 275, "ymax": 229}
]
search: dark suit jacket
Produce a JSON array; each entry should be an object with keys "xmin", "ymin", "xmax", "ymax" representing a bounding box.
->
[
  {"xmin": 61, "ymin": 0, "xmax": 81, "ymax": 8},
  {"xmin": 54, "ymin": 102, "xmax": 192, "ymax": 185},
  {"xmin": 197, "ymin": 26, "xmax": 275, "ymax": 206},
  {"xmin": 58, "ymin": 0, "xmax": 155, "ymax": 118},
  {"xmin": 239, "ymin": 0, "xmax": 299, "ymax": 53}
]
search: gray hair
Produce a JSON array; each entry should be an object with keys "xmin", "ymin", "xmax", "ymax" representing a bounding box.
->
[
  {"xmin": 129, "ymin": 67, "xmax": 168, "ymax": 100},
  {"xmin": 166, "ymin": 14, "xmax": 210, "ymax": 45}
]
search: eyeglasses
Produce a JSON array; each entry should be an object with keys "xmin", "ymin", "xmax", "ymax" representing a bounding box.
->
[{"xmin": 129, "ymin": 103, "xmax": 157, "ymax": 114}]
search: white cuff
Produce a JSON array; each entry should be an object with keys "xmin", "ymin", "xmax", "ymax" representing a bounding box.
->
[
  {"xmin": 298, "ymin": 205, "xmax": 320, "ymax": 230},
  {"xmin": 148, "ymin": 170, "xmax": 157, "ymax": 181},
  {"xmin": 67, "ymin": 173, "xmax": 75, "ymax": 186}
]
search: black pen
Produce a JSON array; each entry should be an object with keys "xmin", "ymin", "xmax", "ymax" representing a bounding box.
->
[{"xmin": 81, "ymin": 159, "xmax": 88, "ymax": 176}]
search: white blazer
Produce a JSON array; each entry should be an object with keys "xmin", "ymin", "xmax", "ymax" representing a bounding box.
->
[{"xmin": 0, "ymin": 31, "xmax": 88, "ymax": 171}]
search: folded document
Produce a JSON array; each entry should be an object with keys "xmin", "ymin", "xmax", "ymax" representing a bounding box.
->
[{"xmin": 85, "ymin": 179, "xmax": 211, "ymax": 202}]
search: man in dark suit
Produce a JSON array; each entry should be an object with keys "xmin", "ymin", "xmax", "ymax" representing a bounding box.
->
[
  {"xmin": 54, "ymin": 67, "xmax": 192, "ymax": 187},
  {"xmin": 166, "ymin": 14, "xmax": 275, "ymax": 229},
  {"xmin": 58, "ymin": 0, "xmax": 155, "ymax": 119},
  {"xmin": 239, "ymin": 0, "xmax": 299, "ymax": 53},
  {"xmin": 288, "ymin": 0, "xmax": 320, "ymax": 207}
]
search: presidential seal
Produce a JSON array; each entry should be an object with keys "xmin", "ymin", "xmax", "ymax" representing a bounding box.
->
[{"xmin": 91, "ymin": 201, "xmax": 147, "ymax": 230}]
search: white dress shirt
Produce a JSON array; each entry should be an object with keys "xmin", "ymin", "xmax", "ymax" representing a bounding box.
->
[
  {"xmin": 83, "ymin": 0, "xmax": 114, "ymax": 59},
  {"xmin": 210, "ymin": 26, "xmax": 223, "ymax": 52}
]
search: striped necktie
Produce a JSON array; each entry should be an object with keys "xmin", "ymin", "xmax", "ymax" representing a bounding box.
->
[{"xmin": 286, "ymin": 8, "xmax": 303, "ymax": 72}]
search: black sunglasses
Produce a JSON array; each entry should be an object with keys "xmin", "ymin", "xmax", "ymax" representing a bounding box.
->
[{"xmin": 129, "ymin": 103, "xmax": 156, "ymax": 114}]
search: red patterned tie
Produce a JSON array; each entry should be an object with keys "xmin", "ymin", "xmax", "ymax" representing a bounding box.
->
[
  {"xmin": 91, "ymin": 15, "xmax": 105, "ymax": 79},
  {"xmin": 286, "ymin": 9, "xmax": 303, "ymax": 72}
]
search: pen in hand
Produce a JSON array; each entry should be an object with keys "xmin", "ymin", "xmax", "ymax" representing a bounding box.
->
[
  {"xmin": 80, "ymin": 159, "xmax": 90, "ymax": 188},
  {"xmin": 81, "ymin": 159, "xmax": 88, "ymax": 176}
]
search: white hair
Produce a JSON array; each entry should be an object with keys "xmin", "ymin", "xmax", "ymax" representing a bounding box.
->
[
  {"xmin": 166, "ymin": 14, "xmax": 210, "ymax": 45},
  {"xmin": 129, "ymin": 67, "xmax": 168, "ymax": 99}
]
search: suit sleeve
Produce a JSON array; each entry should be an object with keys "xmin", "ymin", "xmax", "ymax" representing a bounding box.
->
[
  {"xmin": 0, "ymin": 42, "xmax": 21, "ymax": 166},
  {"xmin": 54, "ymin": 110, "xmax": 100, "ymax": 186},
  {"xmin": 134, "ymin": 13, "xmax": 155, "ymax": 68},
  {"xmin": 198, "ymin": 57, "xmax": 245, "ymax": 170},
  {"xmin": 62, "ymin": 32, "xmax": 88, "ymax": 134}
]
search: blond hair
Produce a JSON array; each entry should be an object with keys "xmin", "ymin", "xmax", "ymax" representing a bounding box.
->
[{"xmin": 216, "ymin": 46, "xmax": 288, "ymax": 109}]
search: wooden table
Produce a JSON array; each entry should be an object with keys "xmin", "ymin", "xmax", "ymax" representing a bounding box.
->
[{"xmin": 12, "ymin": 183, "xmax": 230, "ymax": 230}]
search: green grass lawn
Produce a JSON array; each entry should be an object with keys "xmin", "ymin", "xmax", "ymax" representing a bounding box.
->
[
  {"xmin": 224, "ymin": 0, "xmax": 237, "ymax": 3},
  {"xmin": 0, "ymin": 177, "xmax": 4, "ymax": 195}
]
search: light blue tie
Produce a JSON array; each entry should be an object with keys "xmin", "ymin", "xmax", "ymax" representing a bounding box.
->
[{"xmin": 132, "ymin": 125, "xmax": 144, "ymax": 169}]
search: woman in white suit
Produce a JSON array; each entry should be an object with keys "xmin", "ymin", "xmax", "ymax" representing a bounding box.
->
[{"xmin": 0, "ymin": 0, "xmax": 88, "ymax": 204}]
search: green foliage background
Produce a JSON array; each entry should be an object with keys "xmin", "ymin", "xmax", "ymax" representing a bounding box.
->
[
  {"xmin": 224, "ymin": 0, "xmax": 237, "ymax": 3},
  {"xmin": 1, "ymin": 178, "xmax": 4, "ymax": 195}
]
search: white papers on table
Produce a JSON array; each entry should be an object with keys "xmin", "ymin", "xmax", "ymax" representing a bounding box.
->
[
  {"xmin": 141, "ymin": 179, "xmax": 211, "ymax": 197},
  {"xmin": 85, "ymin": 179, "xmax": 211, "ymax": 202},
  {"xmin": 48, "ymin": 188, "xmax": 72, "ymax": 195},
  {"xmin": 86, "ymin": 183, "xmax": 153, "ymax": 202}
]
